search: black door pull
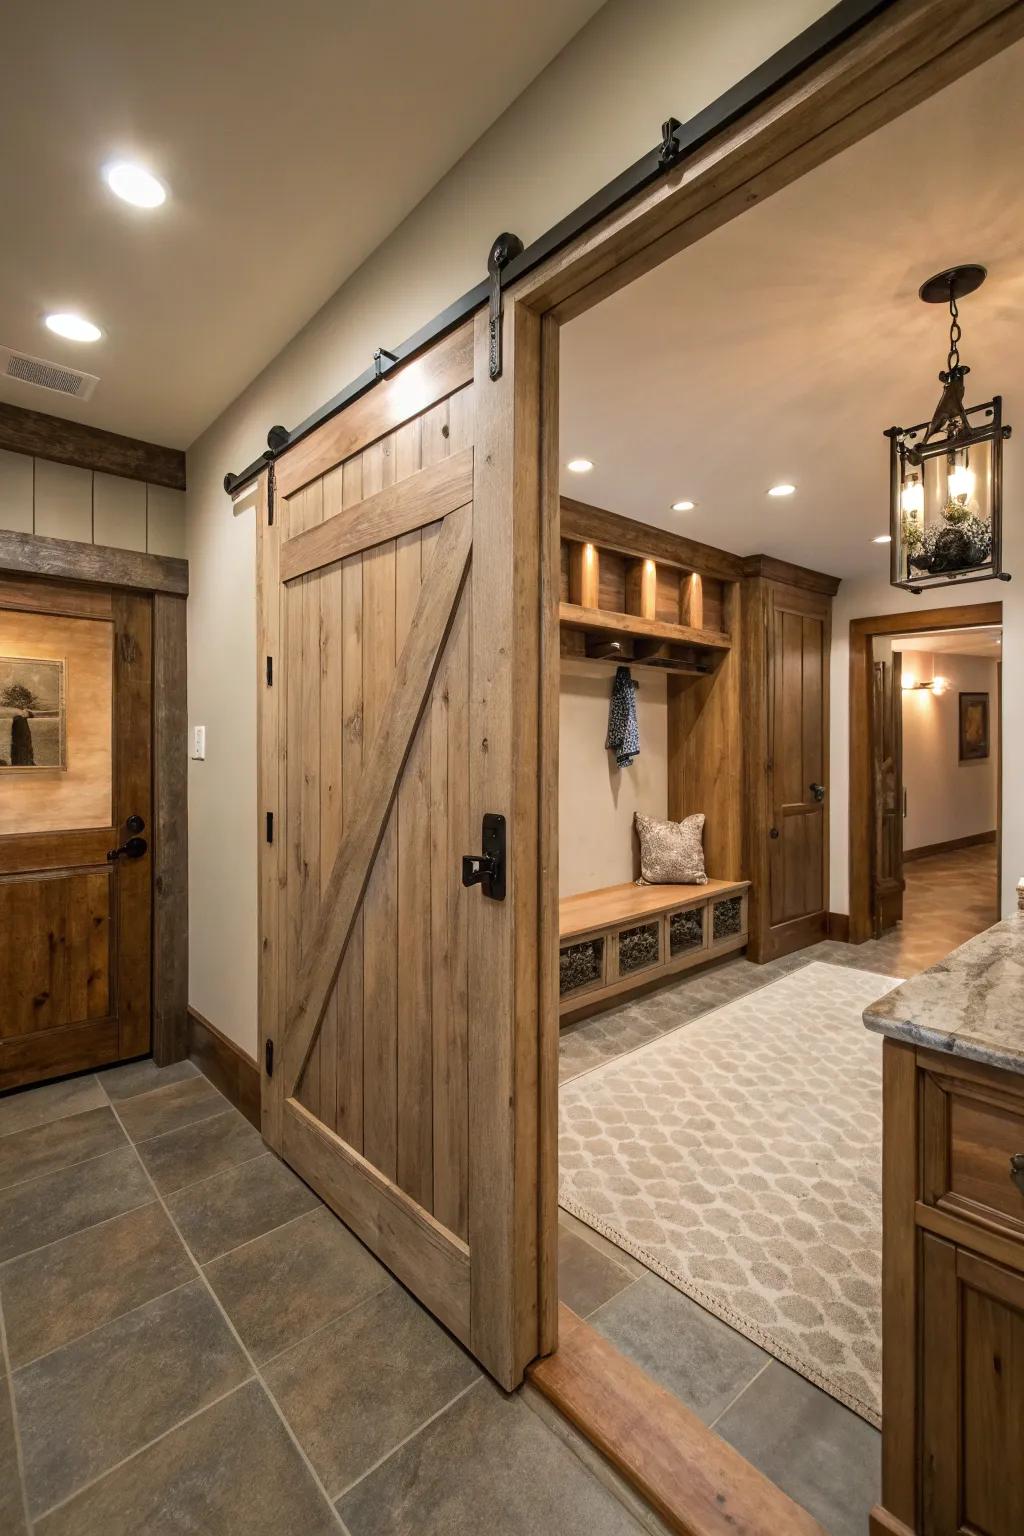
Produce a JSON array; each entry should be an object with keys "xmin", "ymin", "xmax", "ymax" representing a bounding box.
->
[
  {"xmin": 107, "ymin": 836, "xmax": 148, "ymax": 862},
  {"xmin": 462, "ymin": 813, "xmax": 506, "ymax": 900}
]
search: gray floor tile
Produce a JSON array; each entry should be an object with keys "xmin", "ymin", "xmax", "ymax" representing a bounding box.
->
[
  {"xmin": 114, "ymin": 1075, "xmax": 227, "ymax": 1144},
  {"xmin": 0, "ymin": 1108, "xmax": 125, "ymax": 1192},
  {"xmin": 97, "ymin": 1058, "xmax": 198, "ymax": 1103},
  {"xmin": 265, "ymin": 1282, "xmax": 478, "ymax": 1498},
  {"xmin": 206, "ymin": 1205, "xmax": 391, "ymax": 1363},
  {"xmin": 558, "ymin": 1224, "xmax": 638, "ymax": 1319},
  {"xmin": 35, "ymin": 1380, "xmax": 337, "ymax": 1536},
  {"xmin": 0, "ymin": 1148, "xmax": 153, "ymax": 1264},
  {"xmin": 13, "ymin": 1278, "xmax": 251, "ymax": 1517},
  {"xmin": 715, "ymin": 1361, "xmax": 880, "ymax": 1536},
  {"xmin": 0, "ymin": 1077, "xmax": 105, "ymax": 1139},
  {"xmin": 137, "ymin": 1107, "xmax": 264, "ymax": 1194},
  {"xmin": 0, "ymin": 1202, "xmax": 193, "ymax": 1369},
  {"xmin": 338, "ymin": 1376, "xmax": 644, "ymax": 1535},
  {"xmin": 559, "ymin": 1210, "xmax": 648, "ymax": 1279},
  {"xmin": 0, "ymin": 1374, "xmax": 29, "ymax": 1536},
  {"xmin": 588, "ymin": 1273, "xmax": 767, "ymax": 1425},
  {"xmin": 165, "ymin": 1151, "xmax": 320, "ymax": 1264}
]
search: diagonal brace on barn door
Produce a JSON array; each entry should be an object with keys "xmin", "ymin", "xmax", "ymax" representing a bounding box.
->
[{"xmin": 283, "ymin": 502, "xmax": 473, "ymax": 1094}]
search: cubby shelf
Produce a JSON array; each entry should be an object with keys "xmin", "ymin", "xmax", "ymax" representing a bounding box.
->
[{"xmin": 559, "ymin": 601, "xmax": 730, "ymax": 654}]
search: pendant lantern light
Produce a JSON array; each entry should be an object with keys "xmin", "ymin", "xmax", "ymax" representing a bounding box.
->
[{"xmin": 885, "ymin": 264, "xmax": 1011, "ymax": 592}]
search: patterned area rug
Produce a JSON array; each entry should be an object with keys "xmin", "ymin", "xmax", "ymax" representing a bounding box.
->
[{"xmin": 559, "ymin": 961, "xmax": 902, "ymax": 1425}]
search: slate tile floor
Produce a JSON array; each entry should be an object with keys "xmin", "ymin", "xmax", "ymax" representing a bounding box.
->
[{"xmin": 0, "ymin": 1060, "xmax": 650, "ymax": 1535}]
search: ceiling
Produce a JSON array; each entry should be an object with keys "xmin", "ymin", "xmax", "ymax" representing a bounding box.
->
[
  {"xmin": 0, "ymin": 0, "xmax": 603, "ymax": 448},
  {"xmin": 899, "ymin": 627, "xmax": 1002, "ymax": 658},
  {"xmin": 560, "ymin": 40, "xmax": 1024, "ymax": 581}
]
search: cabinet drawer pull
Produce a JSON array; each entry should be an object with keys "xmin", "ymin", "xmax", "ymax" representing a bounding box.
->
[{"xmin": 1009, "ymin": 1153, "xmax": 1024, "ymax": 1194}]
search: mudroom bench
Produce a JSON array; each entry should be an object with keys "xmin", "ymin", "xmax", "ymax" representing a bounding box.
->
[{"xmin": 558, "ymin": 878, "xmax": 750, "ymax": 1021}]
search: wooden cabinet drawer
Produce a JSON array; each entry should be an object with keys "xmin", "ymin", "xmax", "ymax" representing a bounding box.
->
[{"xmin": 923, "ymin": 1064, "xmax": 1024, "ymax": 1240}]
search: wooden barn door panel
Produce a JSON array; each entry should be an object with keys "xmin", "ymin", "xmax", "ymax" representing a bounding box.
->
[{"xmin": 259, "ymin": 322, "xmax": 542, "ymax": 1387}]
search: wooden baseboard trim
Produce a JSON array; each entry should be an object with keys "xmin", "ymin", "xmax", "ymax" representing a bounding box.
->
[
  {"xmin": 528, "ymin": 1304, "xmax": 827, "ymax": 1536},
  {"xmin": 869, "ymin": 1506, "xmax": 916, "ymax": 1536},
  {"xmin": 187, "ymin": 1007, "xmax": 260, "ymax": 1130},
  {"xmin": 903, "ymin": 829, "xmax": 996, "ymax": 862},
  {"xmin": 828, "ymin": 912, "xmax": 851, "ymax": 942}
]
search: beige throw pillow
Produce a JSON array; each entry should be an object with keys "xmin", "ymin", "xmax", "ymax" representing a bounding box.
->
[{"xmin": 635, "ymin": 812, "xmax": 707, "ymax": 885}]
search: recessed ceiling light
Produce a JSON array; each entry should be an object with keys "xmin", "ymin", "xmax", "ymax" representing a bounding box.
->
[
  {"xmin": 873, "ymin": 534, "xmax": 892, "ymax": 544},
  {"xmin": 767, "ymin": 483, "xmax": 796, "ymax": 498},
  {"xmin": 44, "ymin": 313, "xmax": 102, "ymax": 343},
  {"xmin": 567, "ymin": 458, "xmax": 594, "ymax": 473},
  {"xmin": 104, "ymin": 160, "xmax": 167, "ymax": 208},
  {"xmin": 671, "ymin": 500, "xmax": 696, "ymax": 512}
]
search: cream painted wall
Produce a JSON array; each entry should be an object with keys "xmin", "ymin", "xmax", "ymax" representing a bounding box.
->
[
  {"xmin": 900, "ymin": 652, "xmax": 998, "ymax": 852},
  {"xmin": 0, "ymin": 447, "xmax": 185, "ymax": 556},
  {"xmin": 559, "ymin": 660, "xmax": 667, "ymax": 896},
  {"xmin": 186, "ymin": 0, "xmax": 832, "ymax": 1052}
]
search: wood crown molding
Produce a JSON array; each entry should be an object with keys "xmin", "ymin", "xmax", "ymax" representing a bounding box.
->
[
  {"xmin": 0, "ymin": 402, "xmax": 185, "ymax": 490},
  {"xmin": 741, "ymin": 554, "xmax": 841, "ymax": 596},
  {"xmin": 559, "ymin": 496, "xmax": 742, "ymax": 582},
  {"xmin": 0, "ymin": 529, "xmax": 187, "ymax": 595},
  {"xmin": 849, "ymin": 600, "xmax": 1003, "ymax": 640}
]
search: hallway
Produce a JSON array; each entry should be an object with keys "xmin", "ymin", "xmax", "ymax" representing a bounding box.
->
[{"xmin": 0, "ymin": 1062, "xmax": 651, "ymax": 1536}]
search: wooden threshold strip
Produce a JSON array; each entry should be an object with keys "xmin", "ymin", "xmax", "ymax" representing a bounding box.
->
[{"xmin": 528, "ymin": 1305, "xmax": 827, "ymax": 1536}]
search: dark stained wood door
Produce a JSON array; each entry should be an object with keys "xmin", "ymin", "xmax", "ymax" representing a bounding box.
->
[
  {"xmin": 766, "ymin": 582, "xmax": 830, "ymax": 951},
  {"xmin": 872, "ymin": 648, "xmax": 903, "ymax": 936},
  {"xmin": 0, "ymin": 576, "xmax": 152, "ymax": 1089}
]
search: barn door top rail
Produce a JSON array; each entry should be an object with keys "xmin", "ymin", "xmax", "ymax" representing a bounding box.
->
[{"xmin": 223, "ymin": 0, "xmax": 892, "ymax": 496}]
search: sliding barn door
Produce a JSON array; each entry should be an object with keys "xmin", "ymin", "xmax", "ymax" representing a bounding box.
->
[{"xmin": 255, "ymin": 315, "xmax": 548, "ymax": 1389}]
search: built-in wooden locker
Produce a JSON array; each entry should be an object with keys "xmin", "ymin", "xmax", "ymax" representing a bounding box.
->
[{"xmin": 741, "ymin": 558, "xmax": 839, "ymax": 963}]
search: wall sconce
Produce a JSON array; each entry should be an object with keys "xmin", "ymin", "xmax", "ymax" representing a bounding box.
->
[
  {"xmin": 885, "ymin": 265, "xmax": 1011, "ymax": 594},
  {"xmin": 901, "ymin": 673, "xmax": 949, "ymax": 695}
]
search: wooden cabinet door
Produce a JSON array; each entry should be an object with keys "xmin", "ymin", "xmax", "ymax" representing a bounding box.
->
[
  {"xmin": 921, "ymin": 1232, "xmax": 1024, "ymax": 1535},
  {"xmin": 0, "ymin": 581, "xmax": 152, "ymax": 1088},
  {"xmin": 257, "ymin": 315, "xmax": 547, "ymax": 1390},
  {"xmin": 766, "ymin": 583, "xmax": 829, "ymax": 949}
]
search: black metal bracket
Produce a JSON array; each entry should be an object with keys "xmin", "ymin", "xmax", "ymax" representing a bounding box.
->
[
  {"xmin": 658, "ymin": 117, "xmax": 683, "ymax": 166},
  {"xmin": 267, "ymin": 425, "xmax": 290, "ymax": 452},
  {"xmin": 487, "ymin": 233, "xmax": 524, "ymax": 381},
  {"xmin": 266, "ymin": 655, "xmax": 273, "ymax": 686},
  {"xmin": 266, "ymin": 811, "xmax": 274, "ymax": 844},
  {"xmin": 265, "ymin": 1039, "xmax": 274, "ymax": 1078},
  {"xmin": 462, "ymin": 812, "xmax": 506, "ymax": 900},
  {"xmin": 374, "ymin": 348, "xmax": 399, "ymax": 380}
]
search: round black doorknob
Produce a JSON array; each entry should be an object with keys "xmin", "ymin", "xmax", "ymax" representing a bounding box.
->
[
  {"xmin": 769, "ymin": 827, "xmax": 780, "ymax": 839},
  {"xmin": 126, "ymin": 814, "xmax": 145, "ymax": 835}
]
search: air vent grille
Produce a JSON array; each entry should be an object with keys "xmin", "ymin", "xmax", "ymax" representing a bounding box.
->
[{"xmin": 0, "ymin": 346, "xmax": 99, "ymax": 400}]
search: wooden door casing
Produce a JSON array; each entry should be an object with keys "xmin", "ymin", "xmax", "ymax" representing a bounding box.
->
[
  {"xmin": 766, "ymin": 582, "xmax": 830, "ymax": 948},
  {"xmin": 0, "ymin": 583, "xmax": 153, "ymax": 1088},
  {"xmin": 258, "ymin": 316, "xmax": 546, "ymax": 1389},
  {"xmin": 872, "ymin": 649, "xmax": 903, "ymax": 936}
]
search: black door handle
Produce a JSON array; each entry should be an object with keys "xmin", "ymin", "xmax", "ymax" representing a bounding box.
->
[
  {"xmin": 462, "ymin": 812, "xmax": 506, "ymax": 900},
  {"xmin": 107, "ymin": 836, "xmax": 148, "ymax": 862},
  {"xmin": 809, "ymin": 783, "xmax": 825, "ymax": 803}
]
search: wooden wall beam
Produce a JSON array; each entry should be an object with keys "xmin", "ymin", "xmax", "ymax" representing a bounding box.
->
[
  {"xmin": 0, "ymin": 529, "xmax": 187, "ymax": 595},
  {"xmin": 561, "ymin": 497, "xmax": 742, "ymax": 583},
  {"xmin": 0, "ymin": 402, "xmax": 185, "ymax": 490},
  {"xmin": 152, "ymin": 592, "xmax": 189, "ymax": 1066}
]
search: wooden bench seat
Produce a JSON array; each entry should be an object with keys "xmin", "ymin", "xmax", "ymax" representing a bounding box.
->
[{"xmin": 558, "ymin": 877, "xmax": 750, "ymax": 1020}]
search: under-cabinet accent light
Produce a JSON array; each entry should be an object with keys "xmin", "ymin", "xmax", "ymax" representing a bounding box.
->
[
  {"xmin": 767, "ymin": 483, "xmax": 796, "ymax": 497},
  {"xmin": 567, "ymin": 458, "xmax": 594, "ymax": 473},
  {"xmin": 45, "ymin": 313, "xmax": 102, "ymax": 343},
  {"xmin": 104, "ymin": 161, "xmax": 167, "ymax": 208},
  {"xmin": 873, "ymin": 534, "xmax": 892, "ymax": 544},
  {"xmin": 671, "ymin": 500, "xmax": 696, "ymax": 512}
]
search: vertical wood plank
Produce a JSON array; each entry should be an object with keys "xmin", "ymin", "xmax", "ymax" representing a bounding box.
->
[
  {"xmin": 337, "ymin": 457, "xmax": 365, "ymax": 1150},
  {"xmin": 152, "ymin": 591, "xmax": 188, "ymax": 1065},
  {"xmin": 361, "ymin": 437, "xmax": 399, "ymax": 1180},
  {"xmin": 300, "ymin": 480, "xmax": 324, "ymax": 1114},
  {"xmin": 283, "ymin": 488, "xmax": 307, "ymax": 1123},
  {"xmin": 257, "ymin": 471, "xmax": 284, "ymax": 1150},
  {"xmin": 318, "ymin": 464, "xmax": 345, "ymax": 1133}
]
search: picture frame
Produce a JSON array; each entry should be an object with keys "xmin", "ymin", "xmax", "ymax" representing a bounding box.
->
[
  {"xmin": 0, "ymin": 655, "xmax": 67, "ymax": 772},
  {"xmin": 958, "ymin": 690, "xmax": 990, "ymax": 763}
]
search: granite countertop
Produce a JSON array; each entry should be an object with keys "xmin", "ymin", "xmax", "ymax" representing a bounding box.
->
[{"xmin": 863, "ymin": 911, "xmax": 1024, "ymax": 1076}]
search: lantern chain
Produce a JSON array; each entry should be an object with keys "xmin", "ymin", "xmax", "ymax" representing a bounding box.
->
[{"xmin": 947, "ymin": 285, "xmax": 962, "ymax": 373}]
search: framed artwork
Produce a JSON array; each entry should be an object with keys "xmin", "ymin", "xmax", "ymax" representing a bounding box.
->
[
  {"xmin": 0, "ymin": 655, "xmax": 67, "ymax": 771},
  {"xmin": 958, "ymin": 690, "xmax": 990, "ymax": 763}
]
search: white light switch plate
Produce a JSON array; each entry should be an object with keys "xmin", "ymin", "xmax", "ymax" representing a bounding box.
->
[{"xmin": 192, "ymin": 725, "xmax": 206, "ymax": 760}]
